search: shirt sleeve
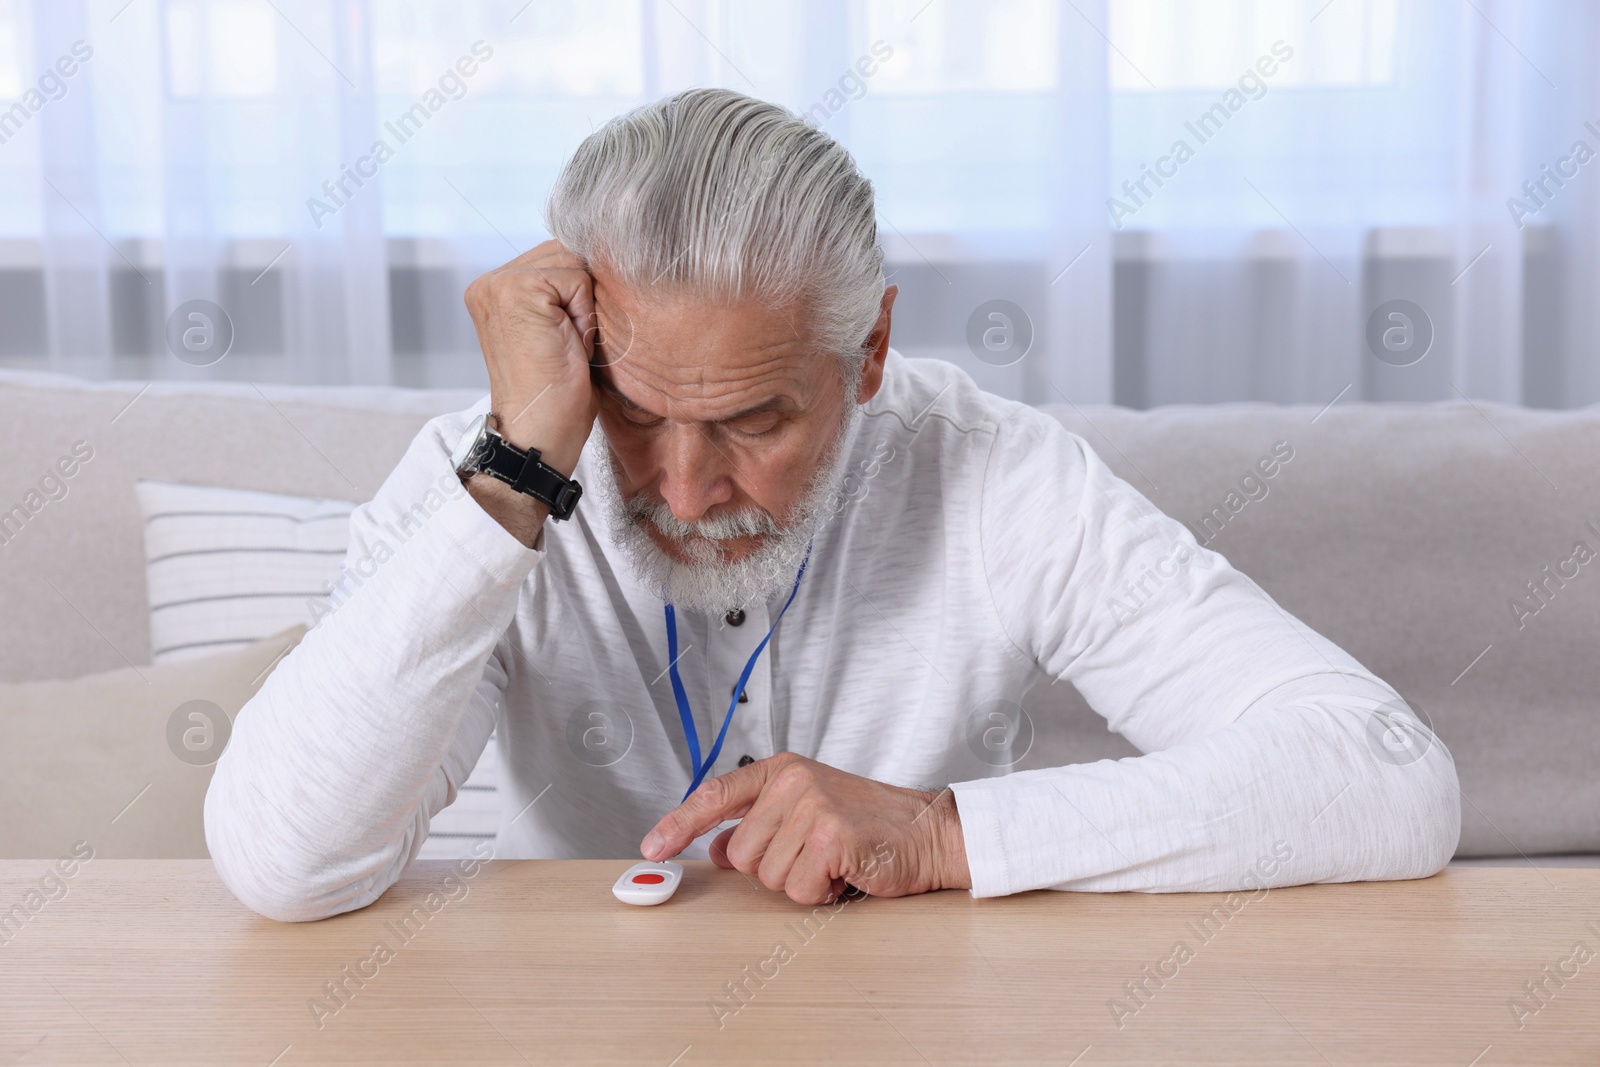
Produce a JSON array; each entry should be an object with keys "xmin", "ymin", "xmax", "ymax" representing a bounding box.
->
[
  {"xmin": 951, "ymin": 410, "xmax": 1460, "ymax": 898},
  {"xmin": 204, "ymin": 406, "xmax": 541, "ymax": 922}
]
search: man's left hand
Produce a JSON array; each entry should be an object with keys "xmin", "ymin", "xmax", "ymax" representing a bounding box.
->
[{"xmin": 640, "ymin": 752, "xmax": 971, "ymax": 904}]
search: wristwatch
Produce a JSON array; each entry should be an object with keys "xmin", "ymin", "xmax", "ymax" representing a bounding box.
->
[{"xmin": 451, "ymin": 412, "xmax": 583, "ymax": 521}]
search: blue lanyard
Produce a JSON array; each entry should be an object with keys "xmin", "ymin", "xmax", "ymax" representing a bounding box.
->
[{"xmin": 664, "ymin": 543, "xmax": 812, "ymax": 802}]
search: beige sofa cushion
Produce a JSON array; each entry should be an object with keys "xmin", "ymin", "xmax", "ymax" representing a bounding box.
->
[{"xmin": 0, "ymin": 625, "xmax": 304, "ymax": 859}]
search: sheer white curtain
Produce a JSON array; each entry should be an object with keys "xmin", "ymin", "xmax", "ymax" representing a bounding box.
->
[
  {"xmin": 1, "ymin": 0, "xmax": 1597, "ymax": 407},
  {"xmin": 1106, "ymin": 0, "xmax": 1600, "ymax": 408},
  {"xmin": 3, "ymin": 0, "xmax": 390, "ymax": 383}
]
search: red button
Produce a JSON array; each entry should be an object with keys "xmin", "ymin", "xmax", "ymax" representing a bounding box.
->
[{"xmin": 631, "ymin": 873, "xmax": 666, "ymax": 885}]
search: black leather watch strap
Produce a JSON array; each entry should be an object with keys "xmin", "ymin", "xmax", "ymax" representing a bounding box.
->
[{"xmin": 475, "ymin": 433, "xmax": 584, "ymax": 521}]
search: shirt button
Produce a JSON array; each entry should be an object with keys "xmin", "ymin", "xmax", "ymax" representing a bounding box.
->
[
  {"xmin": 738, "ymin": 754, "xmax": 756, "ymax": 767},
  {"xmin": 725, "ymin": 609, "xmax": 746, "ymax": 626},
  {"xmin": 732, "ymin": 686, "xmax": 748, "ymax": 704}
]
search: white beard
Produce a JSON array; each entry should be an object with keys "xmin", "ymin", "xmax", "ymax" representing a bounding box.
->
[{"xmin": 591, "ymin": 401, "xmax": 861, "ymax": 616}]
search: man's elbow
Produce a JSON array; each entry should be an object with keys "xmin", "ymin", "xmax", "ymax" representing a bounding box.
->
[
  {"xmin": 1415, "ymin": 740, "xmax": 1462, "ymax": 875},
  {"xmin": 203, "ymin": 774, "xmax": 385, "ymax": 924},
  {"xmin": 1369, "ymin": 735, "xmax": 1461, "ymax": 880},
  {"xmin": 212, "ymin": 862, "xmax": 349, "ymax": 924}
]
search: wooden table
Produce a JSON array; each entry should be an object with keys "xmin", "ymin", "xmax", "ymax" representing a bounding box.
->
[{"xmin": 1, "ymin": 861, "xmax": 1595, "ymax": 1065}]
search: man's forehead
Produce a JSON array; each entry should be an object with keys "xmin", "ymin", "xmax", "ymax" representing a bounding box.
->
[
  {"xmin": 597, "ymin": 339, "xmax": 818, "ymax": 416},
  {"xmin": 591, "ymin": 270, "xmax": 830, "ymax": 409}
]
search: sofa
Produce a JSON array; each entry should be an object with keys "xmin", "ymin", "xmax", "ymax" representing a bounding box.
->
[{"xmin": 2, "ymin": 365, "xmax": 1595, "ymax": 866}]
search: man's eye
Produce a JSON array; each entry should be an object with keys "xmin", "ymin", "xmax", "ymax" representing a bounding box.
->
[
  {"xmin": 622, "ymin": 408, "xmax": 663, "ymax": 428},
  {"xmin": 728, "ymin": 416, "xmax": 782, "ymax": 438}
]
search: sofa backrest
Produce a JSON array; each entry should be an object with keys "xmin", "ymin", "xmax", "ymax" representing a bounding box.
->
[
  {"xmin": 1026, "ymin": 399, "xmax": 1600, "ymax": 859},
  {"xmin": 0, "ymin": 370, "xmax": 479, "ymax": 681},
  {"xmin": 3, "ymin": 367, "xmax": 1597, "ymax": 858}
]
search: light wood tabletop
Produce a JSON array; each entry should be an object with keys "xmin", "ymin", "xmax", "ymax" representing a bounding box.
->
[{"xmin": 0, "ymin": 860, "xmax": 1596, "ymax": 1065}]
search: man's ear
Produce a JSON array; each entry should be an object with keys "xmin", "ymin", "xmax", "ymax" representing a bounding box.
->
[{"xmin": 854, "ymin": 284, "xmax": 898, "ymax": 405}]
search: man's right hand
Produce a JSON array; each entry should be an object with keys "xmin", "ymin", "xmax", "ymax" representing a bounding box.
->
[{"xmin": 460, "ymin": 241, "xmax": 606, "ymax": 547}]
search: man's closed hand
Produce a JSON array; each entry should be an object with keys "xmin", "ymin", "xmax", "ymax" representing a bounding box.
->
[{"xmin": 640, "ymin": 752, "xmax": 971, "ymax": 904}]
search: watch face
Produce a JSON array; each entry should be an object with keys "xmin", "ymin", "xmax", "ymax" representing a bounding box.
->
[{"xmin": 451, "ymin": 413, "xmax": 488, "ymax": 471}]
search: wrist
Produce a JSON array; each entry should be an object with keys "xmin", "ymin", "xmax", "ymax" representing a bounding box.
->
[
  {"xmin": 463, "ymin": 472, "xmax": 550, "ymax": 550},
  {"xmin": 924, "ymin": 788, "xmax": 971, "ymax": 891},
  {"xmin": 490, "ymin": 387, "xmax": 594, "ymax": 478}
]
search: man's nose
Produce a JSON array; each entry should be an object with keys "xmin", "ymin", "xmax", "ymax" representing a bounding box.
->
[{"xmin": 657, "ymin": 423, "xmax": 733, "ymax": 523}]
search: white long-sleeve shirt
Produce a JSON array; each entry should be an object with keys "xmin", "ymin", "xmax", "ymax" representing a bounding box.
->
[{"xmin": 204, "ymin": 348, "xmax": 1460, "ymax": 922}]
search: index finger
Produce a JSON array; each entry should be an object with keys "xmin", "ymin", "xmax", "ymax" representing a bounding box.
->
[
  {"xmin": 641, "ymin": 763, "xmax": 771, "ymax": 861},
  {"xmin": 499, "ymin": 237, "xmax": 585, "ymax": 275}
]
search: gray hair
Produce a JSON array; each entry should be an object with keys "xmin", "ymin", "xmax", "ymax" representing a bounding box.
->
[{"xmin": 544, "ymin": 88, "xmax": 885, "ymax": 371}]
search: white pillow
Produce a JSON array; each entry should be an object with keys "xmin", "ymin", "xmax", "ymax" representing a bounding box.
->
[
  {"xmin": 133, "ymin": 479, "xmax": 497, "ymax": 859},
  {"xmin": 134, "ymin": 480, "xmax": 353, "ymax": 664}
]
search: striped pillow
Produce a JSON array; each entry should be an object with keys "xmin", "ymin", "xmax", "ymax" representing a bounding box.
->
[
  {"xmin": 135, "ymin": 480, "xmax": 353, "ymax": 664},
  {"xmin": 133, "ymin": 480, "xmax": 499, "ymax": 859}
]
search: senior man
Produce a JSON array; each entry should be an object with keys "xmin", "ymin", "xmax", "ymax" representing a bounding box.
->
[{"xmin": 205, "ymin": 88, "xmax": 1459, "ymax": 922}]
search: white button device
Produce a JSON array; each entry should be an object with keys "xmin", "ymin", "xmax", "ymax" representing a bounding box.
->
[{"xmin": 612, "ymin": 861, "xmax": 684, "ymax": 906}]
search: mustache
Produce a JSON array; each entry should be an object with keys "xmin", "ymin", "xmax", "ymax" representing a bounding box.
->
[{"xmin": 624, "ymin": 496, "xmax": 781, "ymax": 542}]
